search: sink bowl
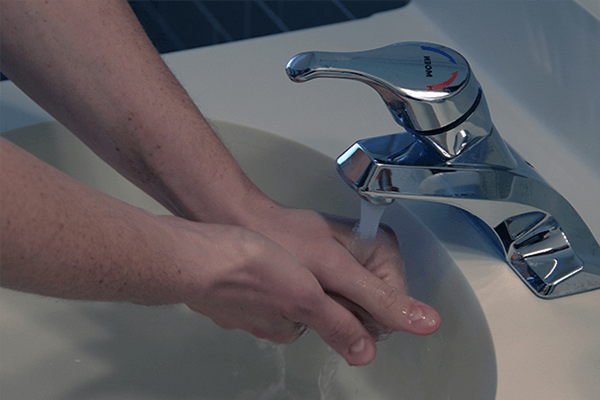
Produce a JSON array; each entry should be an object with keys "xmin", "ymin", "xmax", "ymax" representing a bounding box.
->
[{"xmin": 1, "ymin": 120, "xmax": 496, "ymax": 399}]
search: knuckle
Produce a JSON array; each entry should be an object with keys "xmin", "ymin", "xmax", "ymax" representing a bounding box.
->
[
  {"xmin": 376, "ymin": 284, "xmax": 402, "ymax": 310},
  {"xmin": 234, "ymin": 230, "xmax": 268, "ymax": 261},
  {"xmin": 326, "ymin": 316, "xmax": 357, "ymax": 346},
  {"xmin": 288, "ymin": 290, "xmax": 321, "ymax": 322}
]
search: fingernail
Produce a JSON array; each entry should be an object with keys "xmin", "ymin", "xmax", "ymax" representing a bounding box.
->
[
  {"xmin": 407, "ymin": 302, "xmax": 440, "ymax": 333},
  {"xmin": 350, "ymin": 338, "xmax": 366, "ymax": 354}
]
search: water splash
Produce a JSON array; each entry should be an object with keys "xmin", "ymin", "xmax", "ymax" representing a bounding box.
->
[
  {"xmin": 352, "ymin": 198, "xmax": 395, "ymax": 342},
  {"xmin": 317, "ymin": 347, "xmax": 341, "ymax": 400},
  {"xmin": 251, "ymin": 200, "xmax": 389, "ymax": 399},
  {"xmin": 251, "ymin": 339, "xmax": 345, "ymax": 400},
  {"xmin": 255, "ymin": 340, "xmax": 287, "ymax": 400}
]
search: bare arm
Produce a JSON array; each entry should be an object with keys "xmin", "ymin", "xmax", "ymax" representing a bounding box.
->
[
  {"xmin": 1, "ymin": 138, "xmax": 375, "ymax": 354},
  {"xmin": 0, "ymin": 0, "xmax": 439, "ymax": 366},
  {"xmin": 0, "ymin": 138, "xmax": 182, "ymax": 303},
  {"xmin": 0, "ymin": 0, "xmax": 263, "ymax": 222}
]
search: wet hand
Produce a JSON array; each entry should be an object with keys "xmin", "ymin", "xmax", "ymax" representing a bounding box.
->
[
  {"xmin": 159, "ymin": 216, "xmax": 389, "ymax": 365},
  {"xmin": 242, "ymin": 206, "xmax": 441, "ymax": 363}
]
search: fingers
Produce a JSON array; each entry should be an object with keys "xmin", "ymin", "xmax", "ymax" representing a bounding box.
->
[
  {"xmin": 187, "ymin": 297, "xmax": 311, "ymax": 348},
  {"xmin": 192, "ymin": 282, "xmax": 378, "ymax": 366},
  {"xmin": 327, "ymin": 291, "xmax": 394, "ymax": 341},
  {"xmin": 177, "ymin": 211, "xmax": 439, "ymax": 367},
  {"xmin": 324, "ymin": 218, "xmax": 441, "ymax": 335},
  {"xmin": 289, "ymin": 292, "xmax": 378, "ymax": 366},
  {"xmin": 350, "ymin": 232, "xmax": 408, "ymax": 294},
  {"xmin": 327, "ymin": 216, "xmax": 408, "ymax": 291},
  {"xmin": 325, "ymin": 261, "xmax": 440, "ymax": 336}
]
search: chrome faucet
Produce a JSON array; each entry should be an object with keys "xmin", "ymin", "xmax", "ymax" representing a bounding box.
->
[{"xmin": 286, "ymin": 42, "xmax": 600, "ymax": 299}]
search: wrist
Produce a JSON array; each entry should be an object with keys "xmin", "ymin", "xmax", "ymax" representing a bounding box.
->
[{"xmin": 180, "ymin": 176, "xmax": 280, "ymax": 227}]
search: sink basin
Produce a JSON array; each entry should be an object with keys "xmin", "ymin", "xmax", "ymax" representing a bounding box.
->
[{"xmin": 1, "ymin": 120, "xmax": 496, "ymax": 399}]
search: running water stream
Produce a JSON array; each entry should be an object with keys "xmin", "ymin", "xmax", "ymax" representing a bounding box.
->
[
  {"xmin": 319, "ymin": 198, "xmax": 390, "ymax": 398},
  {"xmin": 356, "ymin": 198, "xmax": 389, "ymax": 241},
  {"xmin": 256, "ymin": 198, "xmax": 390, "ymax": 399}
]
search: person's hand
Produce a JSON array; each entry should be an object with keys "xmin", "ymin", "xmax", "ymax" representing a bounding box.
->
[
  {"xmin": 159, "ymin": 212, "xmax": 439, "ymax": 367},
  {"xmin": 158, "ymin": 215, "xmax": 382, "ymax": 365},
  {"xmin": 237, "ymin": 205, "xmax": 441, "ymax": 363}
]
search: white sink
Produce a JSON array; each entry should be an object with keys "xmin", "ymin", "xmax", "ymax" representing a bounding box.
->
[
  {"xmin": 1, "ymin": 120, "xmax": 496, "ymax": 399},
  {"xmin": 3, "ymin": 2, "xmax": 600, "ymax": 399}
]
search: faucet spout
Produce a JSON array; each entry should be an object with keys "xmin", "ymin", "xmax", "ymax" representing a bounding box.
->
[
  {"xmin": 286, "ymin": 41, "xmax": 600, "ymax": 298},
  {"xmin": 336, "ymin": 130, "xmax": 600, "ymax": 298}
]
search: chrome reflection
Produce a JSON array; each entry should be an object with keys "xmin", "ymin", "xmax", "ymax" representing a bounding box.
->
[{"xmin": 287, "ymin": 41, "xmax": 600, "ymax": 298}]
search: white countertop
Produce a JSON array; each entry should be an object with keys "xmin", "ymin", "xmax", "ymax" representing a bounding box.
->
[{"xmin": 2, "ymin": 1, "xmax": 599, "ymax": 399}]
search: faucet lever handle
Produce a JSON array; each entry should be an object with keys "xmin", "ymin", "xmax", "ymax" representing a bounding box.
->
[{"xmin": 286, "ymin": 42, "xmax": 481, "ymax": 133}]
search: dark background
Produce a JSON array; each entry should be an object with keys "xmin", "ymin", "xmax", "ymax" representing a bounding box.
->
[
  {"xmin": 129, "ymin": 1, "xmax": 410, "ymax": 53},
  {"xmin": 1, "ymin": 1, "xmax": 409, "ymax": 81}
]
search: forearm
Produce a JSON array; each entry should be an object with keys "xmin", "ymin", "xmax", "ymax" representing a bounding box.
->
[
  {"xmin": 0, "ymin": 138, "xmax": 183, "ymax": 304},
  {"xmin": 0, "ymin": 1, "xmax": 440, "ymax": 366},
  {"xmin": 0, "ymin": 0, "xmax": 271, "ymax": 223}
]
